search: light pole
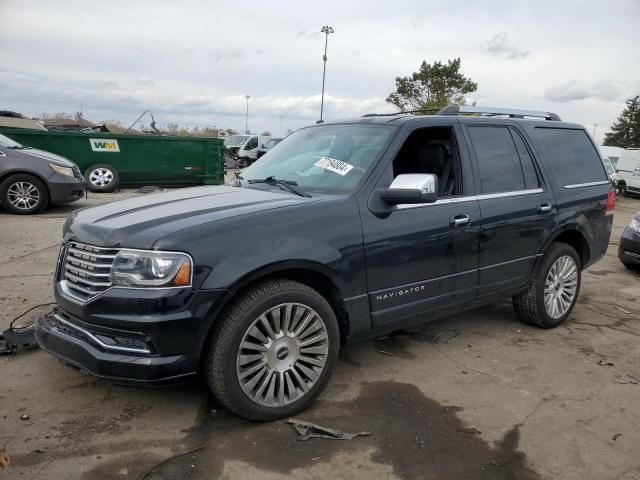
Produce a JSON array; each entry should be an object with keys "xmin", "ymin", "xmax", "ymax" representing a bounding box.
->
[
  {"xmin": 319, "ymin": 25, "xmax": 334, "ymax": 122},
  {"xmin": 245, "ymin": 95, "xmax": 250, "ymax": 134}
]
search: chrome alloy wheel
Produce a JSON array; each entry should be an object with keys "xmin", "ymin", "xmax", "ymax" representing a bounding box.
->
[
  {"xmin": 544, "ymin": 255, "xmax": 578, "ymax": 319},
  {"xmin": 88, "ymin": 168, "xmax": 114, "ymax": 187},
  {"xmin": 236, "ymin": 303, "xmax": 330, "ymax": 407},
  {"xmin": 7, "ymin": 181, "xmax": 40, "ymax": 210}
]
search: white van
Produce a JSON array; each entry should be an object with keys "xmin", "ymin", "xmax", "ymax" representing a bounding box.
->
[
  {"xmin": 600, "ymin": 145, "xmax": 625, "ymax": 169},
  {"xmin": 237, "ymin": 135, "xmax": 270, "ymax": 163},
  {"xmin": 616, "ymin": 149, "xmax": 640, "ymax": 196}
]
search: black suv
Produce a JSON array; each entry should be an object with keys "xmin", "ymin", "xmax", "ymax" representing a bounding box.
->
[{"xmin": 36, "ymin": 106, "xmax": 614, "ymax": 420}]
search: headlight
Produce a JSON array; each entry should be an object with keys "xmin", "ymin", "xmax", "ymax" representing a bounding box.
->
[
  {"xmin": 629, "ymin": 218, "xmax": 640, "ymax": 234},
  {"xmin": 109, "ymin": 250, "xmax": 192, "ymax": 287},
  {"xmin": 50, "ymin": 164, "xmax": 75, "ymax": 177}
]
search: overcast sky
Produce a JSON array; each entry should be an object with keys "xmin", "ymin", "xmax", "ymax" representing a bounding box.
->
[{"xmin": 1, "ymin": 0, "xmax": 638, "ymax": 142}]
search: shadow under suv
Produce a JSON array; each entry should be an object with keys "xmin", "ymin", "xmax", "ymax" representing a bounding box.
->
[{"xmin": 36, "ymin": 105, "xmax": 614, "ymax": 420}]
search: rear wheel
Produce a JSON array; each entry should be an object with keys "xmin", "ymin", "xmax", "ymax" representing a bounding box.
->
[
  {"xmin": 513, "ymin": 243, "xmax": 581, "ymax": 328},
  {"xmin": 85, "ymin": 164, "xmax": 119, "ymax": 192},
  {"xmin": 0, "ymin": 174, "xmax": 49, "ymax": 214},
  {"xmin": 205, "ymin": 279, "xmax": 340, "ymax": 421}
]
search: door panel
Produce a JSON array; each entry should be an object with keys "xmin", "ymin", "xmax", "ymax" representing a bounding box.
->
[
  {"xmin": 476, "ymin": 190, "xmax": 556, "ymax": 295},
  {"xmin": 461, "ymin": 123, "xmax": 558, "ymax": 295},
  {"xmin": 360, "ymin": 121, "xmax": 481, "ymax": 330},
  {"xmin": 362, "ymin": 199, "xmax": 481, "ymax": 327}
]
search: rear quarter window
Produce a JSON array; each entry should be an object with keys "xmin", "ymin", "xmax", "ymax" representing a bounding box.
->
[{"xmin": 534, "ymin": 128, "xmax": 608, "ymax": 186}]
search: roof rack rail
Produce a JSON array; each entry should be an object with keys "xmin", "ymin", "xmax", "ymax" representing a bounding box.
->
[
  {"xmin": 437, "ymin": 105, "xmax": 561, "ymax": 121},
  {"xmin": 362, "ymin": 109, "xmax": 439, "ymax": 118}
]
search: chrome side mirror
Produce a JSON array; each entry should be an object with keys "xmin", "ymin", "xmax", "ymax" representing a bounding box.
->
[{"xmin": 379, "ymin": 174, "xmax": 438, "ymax": 205}]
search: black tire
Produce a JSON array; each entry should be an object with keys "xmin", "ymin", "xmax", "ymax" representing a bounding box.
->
[
  {"xmin": 84, "ymin": 163, "xmax": 119, "ymax": 192},
  {"xmin": 513, "ymin": 243, "xmax": 581, "ymax": 329},
  {"xmin": 0, "ymin": 174, "xmax": 49, "ymax": 214},
  {"xmin": 205, "ymin": 279, "xmax": 340, "ymax": 421},
  {"xmin": 619, "ymin": 182, "xmax": 629, "ymax": 197}
]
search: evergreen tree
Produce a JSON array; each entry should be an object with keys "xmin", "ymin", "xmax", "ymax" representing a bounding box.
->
[
  {"xmin": 603, "ymin": 96, "xmax": 640, "ymax": 149},
  {"xmin": 386, "ymin": 58, "xmax": 477, "ymax": 112}
]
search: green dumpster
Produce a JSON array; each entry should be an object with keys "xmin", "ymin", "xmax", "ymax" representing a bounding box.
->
[{"xmin": 0, "ymin": 128, "xmax": 225, "ymax": 192}]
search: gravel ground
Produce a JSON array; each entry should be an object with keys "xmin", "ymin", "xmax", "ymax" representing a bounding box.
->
[{"xmin": 0, "ymin": 188, "xmax": 639, "ymax": 480}]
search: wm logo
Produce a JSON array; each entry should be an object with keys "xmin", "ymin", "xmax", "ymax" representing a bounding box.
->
[{"xmin": 89, "ymin": 138, "xmax": 120, "ymax": 152}]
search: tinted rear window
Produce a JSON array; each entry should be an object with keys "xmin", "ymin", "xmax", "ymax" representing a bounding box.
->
[
  {"xmin": 467, "ymin": 126, "xmax": 527, "ymax": 193},
  {"xmin": 534, "ymin": 128, "xmax": 607, "ymax": 185}
]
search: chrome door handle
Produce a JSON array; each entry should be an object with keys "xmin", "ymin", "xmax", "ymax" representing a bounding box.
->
[
  {"xmin": 538, "ymin": 203, "xmax": 553, "ymax": 213},
  {"xmin": 450, "ymin": 214, "xmax": 470, "ymax": 227}
]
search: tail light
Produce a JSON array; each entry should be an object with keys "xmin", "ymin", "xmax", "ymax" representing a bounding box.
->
[{"xmin": 606, "ymin": 189, "xmax": 615, "ymax": 213}]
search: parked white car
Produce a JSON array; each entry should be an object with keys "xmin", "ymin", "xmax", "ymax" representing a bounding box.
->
[
  {"xmin": 615, "ymin": 149, "xmax": 640, "ymax": 196},
  {"xmin": 237, "ymin": 135, "xmax": 270, "ymax": 163}
]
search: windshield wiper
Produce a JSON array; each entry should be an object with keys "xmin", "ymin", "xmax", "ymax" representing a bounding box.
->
[{"xmin": 247, "ymin": 176, "xmax": 311, "ymax": 198}]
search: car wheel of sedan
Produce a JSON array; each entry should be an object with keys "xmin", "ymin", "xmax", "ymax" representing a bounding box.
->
[
  {"xmin": 513, "ymin": 243, "xmax": 581, "ymax": 329},
  {"xmin": 206, "ymin": 279, "xmax": 340, "ymax": 421},
  {"xmin": 85, "ymin": 164, "xmax": 119, "ymax": 192},
  {"xmin": 0, "ymin": 174, "xmax": 49, "ymax": 214}
]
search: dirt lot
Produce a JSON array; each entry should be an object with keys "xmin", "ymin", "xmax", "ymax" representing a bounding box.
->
[{"xmin": 1, "ymin": 189, "xmax": 639, "ymax": 480}]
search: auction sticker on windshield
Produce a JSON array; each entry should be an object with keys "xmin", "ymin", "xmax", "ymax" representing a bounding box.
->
[{"xmin": 314, "ymin": 157, "xmax": 354, "ymax": 176}]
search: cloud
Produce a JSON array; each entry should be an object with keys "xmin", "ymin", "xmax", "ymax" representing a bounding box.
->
[
  {"xmin": 0, "ymin": 67, "xmax": 387, "ymax": 126},
  {"xmin": 485, "ymin": 33, "xmax": 530, "ymax": 59},
  {"xmin": 296, "ymin": 30, "xmax": 322, "ymax": 40},
  {"xmin": 212, "ymin": 48, "xmax": 245, "ymax": 62},
  {"xmin": 544, "ymin": 79, "xmax": 620, "ymax": 103}
]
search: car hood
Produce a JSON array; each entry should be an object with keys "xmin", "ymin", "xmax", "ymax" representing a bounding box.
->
[
  {"xmin": 18, "ymin": 147, "xmax": 77, "ymax": 167},
  {"xmin": 64, "ymin": 185, "xmax": 319, "ymax": 249}
]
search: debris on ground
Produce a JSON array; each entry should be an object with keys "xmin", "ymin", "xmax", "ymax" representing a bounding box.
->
[
  {"xmin": 0, "ymin": 325, "xmax": 37, "ymax": 356},
  {"xmin": 614, "ymin": 306, "xmax": 632, "ymax": 314},
  {"xmin": 287, "ymin": 419, "xmax": 370, "ymax": 441},
  {"xmin": 0, "ymin": 448, "xmax": 10, "ymax": 468},
  {"xmin": 0, "ymin": 303, "xmax": 55, "ymax": 356},
  {"xmin": 457, "ymin": 425, "xmax": 482, "ymax": 435},
  {"xmin": 20, "ymin": 414, "xmax": 29, "ymax": 420},
  {"xmin": 135, "ymin": 186, "xmax": 160, "ymax": 194},
  {"xmin": 597, "ymin": 360, "xmax": 615, "ymax": 366},
  {"xmin": 612, "ymin": 433, "xmax": 622, "ymax": 441}
]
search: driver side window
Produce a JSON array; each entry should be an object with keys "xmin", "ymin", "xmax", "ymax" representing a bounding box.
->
[{"xmin": 392, "ymin": 127, "xmax": 462, "ymax": 198}]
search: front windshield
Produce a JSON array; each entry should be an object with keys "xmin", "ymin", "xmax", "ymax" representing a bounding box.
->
[
  {"xmin": 263, "ymin": 138, "xmax": 281, "ymax": 149},
  {"xmin": 0, "ymin": 133, "xmax": 23, "ymax": 148},
  {"xmin": 224, "ymin": 135, "xmax": 250, "ymax": 147},
  {"xmin": 238, "ymin": 124, "xmax": 394, "ymax": 194}
]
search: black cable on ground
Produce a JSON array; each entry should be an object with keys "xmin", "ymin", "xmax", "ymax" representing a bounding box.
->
[
  {"xmin": 8, "ymin": 302, "xmax": 56, "ymax": 330},
  {"xmin": 1, "ymin": 302, "xmax": 56, "ymax": 356}
]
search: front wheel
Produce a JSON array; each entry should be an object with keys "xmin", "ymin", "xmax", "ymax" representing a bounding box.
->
[
  {"xmin": 0, "ymin": 174, "xmax": 49, "ymax": 214},
  {"xmin": 205, "ymin": 279, "xmax": 340, "ymax": 421},
  {"xmin": 513, "ymin": 243, "xmax": 581, "ymax": 328},
  {"xmin": 84, "ymin": 164, "xmax": 119, "ymax": 192}
]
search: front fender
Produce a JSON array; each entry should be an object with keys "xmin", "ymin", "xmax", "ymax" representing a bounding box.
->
[{"xmin": 200, "ymin": 238, "xmax": 347, "ymax": 292}]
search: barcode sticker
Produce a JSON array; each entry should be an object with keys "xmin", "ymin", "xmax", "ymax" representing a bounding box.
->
[{"xmin": 314, "ymin": 157, "xmax": 354, "ymax": 176}]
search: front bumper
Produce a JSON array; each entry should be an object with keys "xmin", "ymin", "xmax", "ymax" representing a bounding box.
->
[
  {"xmin": 47, "ymin": 173, "xmax": 85, "ymax": 205},
  {"xmin": 35, "ymin": 284, "xmax": 228, "ymax": 385},
  {"xmin": 618, "ymin": 226, "xmax": 640, "ymax": 267}
]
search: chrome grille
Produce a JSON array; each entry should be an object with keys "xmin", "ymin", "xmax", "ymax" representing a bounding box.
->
[{"xmin": 62, "ymin": 242, "xmax": 119, "ymax": 301}]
